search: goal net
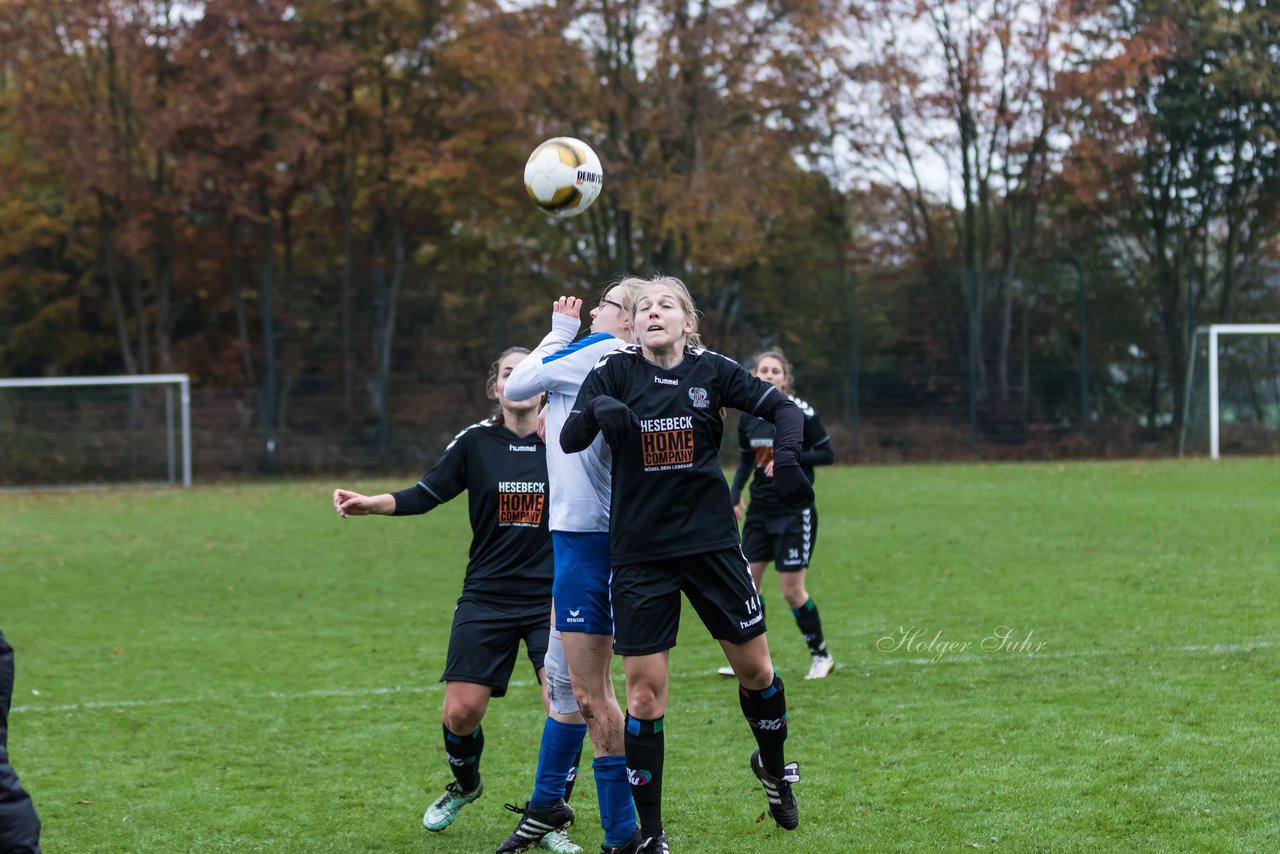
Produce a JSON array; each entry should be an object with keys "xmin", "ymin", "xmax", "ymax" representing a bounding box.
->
[
  {"xmin": 1181, "ymin": 325, "xmax": 1280, "ymax": 459},
  {"xmin": 0, "ymin": 374, "xmax": 191, "ymax": 488}
]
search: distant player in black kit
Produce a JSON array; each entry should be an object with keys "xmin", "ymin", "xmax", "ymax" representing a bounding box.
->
[
  {"xmin": 726, "ymin": 349, "xmax": 836, "ymax": 680},
  {"xmin": 333, "ymin": 348, "xmax": 562, "ymax": 839},
  {"xmin": 561, "ymin": 276, "xmax": 814, "ymax": 851},
  {"xmin": 0, "ymin": 629, "xmax": 42, "ymax": 854}
]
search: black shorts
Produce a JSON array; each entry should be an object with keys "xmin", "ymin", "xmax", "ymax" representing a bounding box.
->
[
  {"xmin": 611, "ymin": 547, "xmax": 766, "ymax": 656},
  {"xmin": 440, "ymin": 597, "xmax": 549, "ymax": 698},
  {"xmin": 741, "ymin": 506, "xmax": 817, "ymax": 571}
]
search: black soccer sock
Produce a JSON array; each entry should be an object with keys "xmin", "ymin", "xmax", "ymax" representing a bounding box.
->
[
  {"xmin": 792, "ymin": 598, "xmax": 828, "ymax": 657},
  {"xmin": 624, "ymin": 712, "xmax": 664, "ymax": 838},
  {"xmin": 442, "ymin": 724, "xmax": 483, "ymax": 792},
  {"xmin": 739, "ymin": 675, "xmax": 789, "ymax": 778},
  {"xmin": 563, "ymin": 744, "xmax": 584, "ymax": 802}
]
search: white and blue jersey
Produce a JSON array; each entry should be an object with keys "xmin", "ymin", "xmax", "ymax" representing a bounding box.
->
[
  {"xmin": 506, "ymin": 312, "xmax": 627, "ymax": 534},
  {"xmin": 506, "ymin": 311, "xmax": 628, "ymax": 635}
]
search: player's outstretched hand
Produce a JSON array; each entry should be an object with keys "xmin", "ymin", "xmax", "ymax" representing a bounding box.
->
[
  {"xmin": 588, "ymin": 395, "xmax": 639, "ymax": 448},
  {"xmin": 771, "ymin": 463, "xmax": 814, "ymax": 507},
  {"xmin": 333, "ymin": 488, "xmax": 374, "ymax": 518},
  {"xmin": 553, "ymin": 296, "xmax": 583, "ymax": 319}
]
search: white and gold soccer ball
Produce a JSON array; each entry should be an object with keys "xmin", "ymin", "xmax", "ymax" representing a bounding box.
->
[{"xmin": 523, "ymin": 137, "xmax": 604, "ymax": 219}]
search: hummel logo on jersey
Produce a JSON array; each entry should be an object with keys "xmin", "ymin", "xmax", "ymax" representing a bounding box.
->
[
  {"xmin": 653, "ymin": 376, "xmax": 679, "ymax": 386},
  {"xmin": 688, "ymin": 386, "xmax": 709, "ymax": 408},
  {"xmin": 739, "ymin": 611, "xmax": 764, "ymax": 630},
  {"xmin": 509, "ymin": 444, "xmax": 537, "ymax": 452}
]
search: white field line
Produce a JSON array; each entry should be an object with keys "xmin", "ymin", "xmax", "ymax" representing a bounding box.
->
[{"xmin": 11, "ymin": 640, "xmax": 1276, "ymax": 715}]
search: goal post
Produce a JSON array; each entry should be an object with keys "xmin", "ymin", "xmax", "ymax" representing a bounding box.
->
[
  {"xmin": 1181, "ymin": 324, "xmax": 1280, "ymax": 460},
  {"xmin": 0, "ymin": 373, "xmax": 191, "ymax": 488}
]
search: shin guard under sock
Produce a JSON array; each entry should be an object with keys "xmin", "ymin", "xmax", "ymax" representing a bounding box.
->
[
  {"xmin": 594, "ymin": 753, "xmax": 639, "ymax": 846},
  {"xmin": 793, "ymin": 598, "xmax": 828, "ymax": 656},
  {"xmin": 739, "ymin": 675, "xmax": 788, "ymax": 777},
  {"xmin": 442, "ymin": 724, "xmax": 483, "ymax": 792},
  {"xmin": 624, "ymin": 712, "xmax": 664, "ymax": 838},
  {"xmin": 530, "ymin": 718, "xmax": 586, "ymax": 808}
]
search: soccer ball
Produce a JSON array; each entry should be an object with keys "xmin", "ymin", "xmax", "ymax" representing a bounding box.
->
[{"xmin": 523, "ymin": 137, "xmax": 604, "ymax": 219}]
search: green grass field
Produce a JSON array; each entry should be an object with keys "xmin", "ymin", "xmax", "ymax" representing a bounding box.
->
[{"xmin": 3, "ymin": 460, "xmax": 1279, "ymax": 853}]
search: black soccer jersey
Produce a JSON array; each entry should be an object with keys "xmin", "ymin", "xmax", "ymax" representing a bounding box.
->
[
  {"xmin": 569, "ymin": 345, "xmax": 788, "ymax": 564},
  {"xmin": 410, "ymin": 421, "xmax": 553, "ymax": 604},
  {"xmin": 736, "ymin": 396, "xmax": 832, "ymax": 515}
]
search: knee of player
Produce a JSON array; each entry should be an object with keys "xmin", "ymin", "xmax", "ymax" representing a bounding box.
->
[
  {"xmin": 441, "ymin": 702, "xmax": 485, "ymax": 735},
  {"xmin": 731, "ymin": 647, "xmax": 777, "ymax": 689},
  {"xmin": 625, "ymin": 686, "xmax": 665, "ymax": 718},
  {"xmin": 782, "ymin": 588, "xmax": 809, "ymax": 608}
]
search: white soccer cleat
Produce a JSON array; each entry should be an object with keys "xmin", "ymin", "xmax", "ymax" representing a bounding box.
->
[
  {"xmin": 539, "ymin": 828, "xmax": 583, "ymax": 853},
  {"xmin": 717, "ymin": 665, "xmax": 736, "ymax": 677},
  {"xmin": 804, "ymin": 654, "xmax": 835, "ymax": 680},
  {"xmin": 422, "ymin": 780, "xmax": 483, "ymax": 831}
]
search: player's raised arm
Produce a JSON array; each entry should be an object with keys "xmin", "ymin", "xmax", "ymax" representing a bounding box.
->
[{"xmin": 506, "ymin": 297, "xmax": 583, "ymax": 400}]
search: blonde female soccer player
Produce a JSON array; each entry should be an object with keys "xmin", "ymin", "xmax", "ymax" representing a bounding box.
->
[{"xmin": 561, "ymin": 276, "xmax": 812, "ymax": 851}]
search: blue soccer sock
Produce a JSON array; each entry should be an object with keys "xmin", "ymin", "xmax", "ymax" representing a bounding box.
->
[
  {"xmin": 593, "ymin": 753, "xmax": 639, "ymax": 847},
  {"xmin": 529, "ymin": 718, "xmax": 588, "ymax": 809}
]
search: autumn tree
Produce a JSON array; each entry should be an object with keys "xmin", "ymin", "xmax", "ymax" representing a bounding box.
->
[
  {"xmin": 1066, "ymin": 0, "xmax": 1280, "ymax": 433},
  {"xmin": 842, "ymin": 0, "xmax": 1087, "ymax": 433}
]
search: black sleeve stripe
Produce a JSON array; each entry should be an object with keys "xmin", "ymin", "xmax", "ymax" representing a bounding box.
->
[
  {"xmin": 418, "ymin": 482, "xmax": 447, "ymax": 504},
  {"xmin": 752, "ymin": 384, "xmax": 778, "ymax": 414}
]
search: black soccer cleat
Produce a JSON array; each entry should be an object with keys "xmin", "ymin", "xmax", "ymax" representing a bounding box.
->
[
  {"xmin": 639, "ymin": 833, "xmax": 669, "ymax": 853},
  {"xmin": 599, "ymin": 828, "xmax": 642, "ymax": 854},
  {"xmin": 750, "ymin": 750, "xmax": 799, "ymax": 830},
  {"xmin": 496, "ymin": 799, "xmax": 576, "ymax": 853}
]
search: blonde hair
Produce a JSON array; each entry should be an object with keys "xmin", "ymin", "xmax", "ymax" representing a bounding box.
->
[
  {"xmin": 751, "ymin": 348, "xmax": 794, "ymax": 395},
  {"xmin": 485, "ymin": 346, "xmax": 531, "ymax": 426},
  {"xmin": 605, "ymin": 277, "xmax": 644, "ymax": 316},
  {"xmin": 631, "ymin": 274, "xmax": 704, "ymax": 349}
]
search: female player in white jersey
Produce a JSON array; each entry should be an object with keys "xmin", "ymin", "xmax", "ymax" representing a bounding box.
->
[
  {"xmin": 726, "ymin": 348, "xmax": 836, "ymax": 680},
  {"xmin": 332, "ymin": 349, "xmax": 558, "ymax": 839},
  {"xmin": 561, "ymin": 276, "xmax": 813, "ymax": 851},
  {"xmin": 495, "ymin": 282, "xmax": 644, "ymax": 854}
]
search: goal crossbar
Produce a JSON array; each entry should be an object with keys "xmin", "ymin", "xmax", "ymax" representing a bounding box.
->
[
  {"xmin": 0, "ymin": 373, "xmax": 192, "ymax": 487},
  {"xmin": 1182, "ymin": 324, "xmax": 1280, "ymax": 460}
]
